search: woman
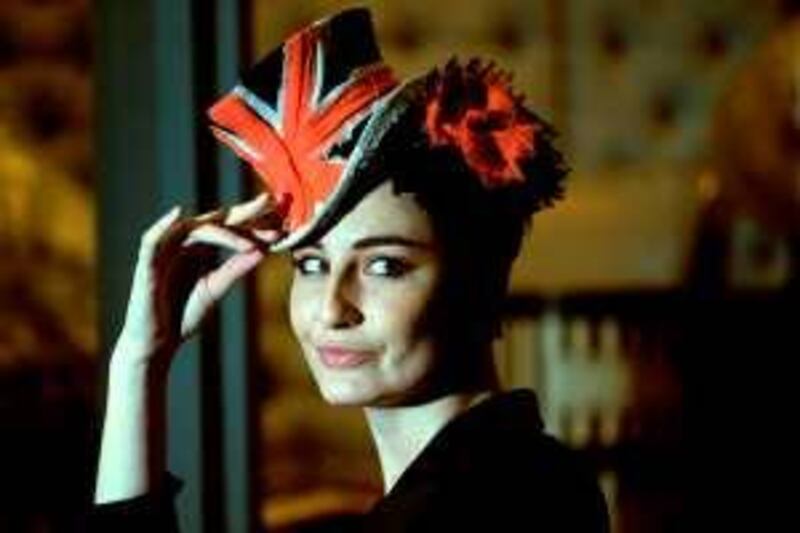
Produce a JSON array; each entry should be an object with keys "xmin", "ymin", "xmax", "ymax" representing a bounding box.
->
[{"xmin": 91, "ymin": 8, "xmax": 609, "ymax": 532}]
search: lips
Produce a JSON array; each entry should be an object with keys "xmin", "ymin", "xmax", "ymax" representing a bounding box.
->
[{"xmin": 316, "ymin": 345, "xmax": 376, "ymax": 369}]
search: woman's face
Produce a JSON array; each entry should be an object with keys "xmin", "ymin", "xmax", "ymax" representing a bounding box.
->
[{"xmin": 288, "ymin": 181, "xmax": 445, "ymax": 407}]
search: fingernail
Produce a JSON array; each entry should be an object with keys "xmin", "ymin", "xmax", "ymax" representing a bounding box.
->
[
  {"xmin": 253, "ymin": 229, "xmax": 282, "ymax": 241},
  {"xmin": 259, "ymin": 192, "xmax": 276, "ymax": 206},
  {"xmin": 161, "ymin": 205, "xmax": 181, "ymax": 224}
]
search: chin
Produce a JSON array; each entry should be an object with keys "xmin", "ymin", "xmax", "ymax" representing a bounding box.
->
[{"xmin": 315, "ymin": 377, "xmax": 382, "ymax": 407}]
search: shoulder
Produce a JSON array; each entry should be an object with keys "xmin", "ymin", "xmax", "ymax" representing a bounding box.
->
[
  {"xmin": 461, "ymin": 419, "xmax": 610, "ymax": 531},
  {"xmin": 389, "ymin": 433, "xmax": 609, "ymax": 532},
  {"xmin": 367, "ymin": 389, "xmax": 610, "ymax": 532}
]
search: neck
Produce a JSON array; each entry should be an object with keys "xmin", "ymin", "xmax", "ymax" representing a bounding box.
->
[{"xmin": 363, "ymin": 387, "xmax": 497, "ymax": 496}]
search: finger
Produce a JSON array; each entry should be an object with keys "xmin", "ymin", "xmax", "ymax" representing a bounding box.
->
[
  {"xmin": 224, "ymin": 193, "xmax": 273, "ymax": 226},
  {"xmin": 195, "ymin": 207, "xmax": 228, "ymax": 225},
  {"xmin": 180, "ymin": 249, "xmax": 264, "ymax": 337},
  {"xmin": 251, "ymin": 228, "xmax": 285, "ymax": 243},
  {"xmin": 204, "ymin": 248, "xmax": 264, "ymax": 299},
  {"xmin": 182, "ymin": 223, "xmax": 256, "ymax": 253},
  {"xmin": 126, "ymin": 206, "xmax": 182, "ymax": 325},
  {"xmin": 140, "ymin": 206, "xmax": 182, "ymax": 255},
  {"xmin": 193, "ymin": 193, "xmax": 272, "ymax": 227},
  {"xmin": 135, "ymin": 206, "xmax": 183, "ymax": 285}
]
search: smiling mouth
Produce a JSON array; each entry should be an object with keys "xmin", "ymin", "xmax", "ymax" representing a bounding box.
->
[{"xmin": 316, "ymin": 346, "xmax": 376, "ymax": 369}]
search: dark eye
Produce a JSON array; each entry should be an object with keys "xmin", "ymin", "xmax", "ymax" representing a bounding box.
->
[
  {"xmin": 292, "ymin": 255, "xmax": 327, "ymax": 276},
  {"xmin": 365, "ymin": 256, "xmax": 411, "ymax": 278}
]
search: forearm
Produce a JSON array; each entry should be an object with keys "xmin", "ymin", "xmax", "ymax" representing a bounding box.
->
[{"xmin": 94, "ymin": 338, "xmax": 171, "ymax": 504}]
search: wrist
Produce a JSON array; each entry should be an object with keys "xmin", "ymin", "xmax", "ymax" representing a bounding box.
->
[
  {"xmin": 107, "ymin": 354, "xmax": 171, "ymax": 400},
  {"xmin": 110, "ymin": 332, "xmax": 175, "ymax": 375}
]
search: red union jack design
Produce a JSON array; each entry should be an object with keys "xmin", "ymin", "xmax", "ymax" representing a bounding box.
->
[{"xmin": 208, "ymin": 9, "xmax": 398, "ymax": 234}]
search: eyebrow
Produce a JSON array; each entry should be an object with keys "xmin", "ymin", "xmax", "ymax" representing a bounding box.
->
[{"xmin": 305, "ymin": 235, "xmax": 433, "ymax": 251}]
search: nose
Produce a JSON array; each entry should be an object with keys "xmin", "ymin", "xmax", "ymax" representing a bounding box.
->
[{"xmin": 319, "ymin": 267, "xmax": 363, "ymax": 328}]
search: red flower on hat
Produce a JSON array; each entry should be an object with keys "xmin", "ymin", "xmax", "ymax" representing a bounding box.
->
[{"xmin": 424, "ymin": 58, "xmax": 538, "ymax": 188}]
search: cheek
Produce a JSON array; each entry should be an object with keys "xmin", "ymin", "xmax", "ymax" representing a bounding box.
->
[
  {"xmin": 288, "ymin": 278, "xmax": 311, "ymax": 339},
  {"xmin": 367, "ymin": 281, "xmax": 439, "ymax": 343}
]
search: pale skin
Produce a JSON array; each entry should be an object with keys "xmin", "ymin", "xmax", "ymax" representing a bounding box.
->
[
  {"xmin": 94, "ymin": 181, "xmax": 499, "ymax": 504},
  {"xmin": 94, "ymin": 193, "xmax": 283, "ymax": 503},
  {"xmin": 288, "ymin": 183, "xmax": 499, "ymax": 493}
]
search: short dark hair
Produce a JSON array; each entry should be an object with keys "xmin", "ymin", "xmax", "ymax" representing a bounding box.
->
[{"xmin": 362, "ymin": 68, "xmax": 569, "ymax": 344}]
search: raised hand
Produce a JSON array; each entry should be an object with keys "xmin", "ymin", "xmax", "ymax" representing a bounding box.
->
[
  {"xmin": 114, "ymin": 193, "xmax": 285, "ymax": 367},
  {"xmin": 95, "ymin": 193, "xmax": 285, "ymax": 505}
]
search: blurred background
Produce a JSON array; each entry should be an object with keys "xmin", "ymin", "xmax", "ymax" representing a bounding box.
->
[{"xmin": 0, "ymin": 0, "xmax": 797, "ymax": 531}]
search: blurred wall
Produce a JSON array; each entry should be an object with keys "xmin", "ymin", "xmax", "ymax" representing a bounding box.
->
[{"xmin": 0, "ymin": 0, "xmax": 95, "ymax": 531}]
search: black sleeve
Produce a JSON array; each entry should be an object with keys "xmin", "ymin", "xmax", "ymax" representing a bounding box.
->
[
  {"xmin": 88, "ymin": 473, "xmax": 183, "ymax": 533},
  {"xmin": 565, "ymin": 468, "xmax": 611, "ymax": 533}
]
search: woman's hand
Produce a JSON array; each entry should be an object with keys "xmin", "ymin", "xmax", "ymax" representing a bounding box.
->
[
  {"xmin": 113, "ymin": 193, "xmax": 285, "ymax": 369},
  {"xmin": 95, "ymin": 193, "xmax": 284, "ymax": 505}
]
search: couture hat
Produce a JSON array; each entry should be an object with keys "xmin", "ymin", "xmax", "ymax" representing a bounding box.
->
[{"xmin": 208, "ymin": 8, "xmax": 564, "ymax": 251}]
